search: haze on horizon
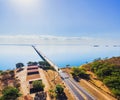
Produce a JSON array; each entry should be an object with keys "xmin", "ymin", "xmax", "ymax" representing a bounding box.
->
[{"xmin": 0, "ymin": 0, "xmax": 120, "ymax": 44}]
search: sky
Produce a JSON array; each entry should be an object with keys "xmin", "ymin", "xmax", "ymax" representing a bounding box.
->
[
  {"xmin": 0, "ymin": 0, "xmax": 120, "ymax": 70},
  {"xmin": 0, "ymin": 0, "xmax": 120, "ymax": 44}
]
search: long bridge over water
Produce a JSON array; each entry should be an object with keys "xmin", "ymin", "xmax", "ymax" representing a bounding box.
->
[
  {"xmin": 32, "ymin": 45, "xmax": 95, "ymax": 100},
  {"xmin": 32, "ymin": 45, "xmax": 59, "ymax": 71}
]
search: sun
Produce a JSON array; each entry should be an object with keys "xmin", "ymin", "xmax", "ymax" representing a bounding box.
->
[
  {"xmin": 10, "ymin": 0, "xmax": 36, "ymax": 7},
  {"xmin": 9, "ymin": 0, "xmax": 40, "ymax": 15}
]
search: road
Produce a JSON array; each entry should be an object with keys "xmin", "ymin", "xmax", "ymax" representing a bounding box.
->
[
  {"xmin": 32, "ymin": 46, "xmax": 95, "ymax": 100},
  {"xmin": 59, "ymin": 71, "xmax": 95, "ymax": 100}
]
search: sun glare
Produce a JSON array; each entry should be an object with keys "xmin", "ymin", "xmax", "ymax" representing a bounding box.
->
[
  {"xmin": 13, "ymin": 0, "xmax": 35, "ymax": 6},
  {"xmin": 10, "ymin": 0, "xmax": 37, "ymax": 7},
  {"xmin": 9, "ymin": 0, "xmax": 40, "ymax": 15}
]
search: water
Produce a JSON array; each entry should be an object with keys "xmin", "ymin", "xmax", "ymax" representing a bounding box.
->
[{"xmin": 0, "ymin": 45, "xmax": 120, "ymax": 70}]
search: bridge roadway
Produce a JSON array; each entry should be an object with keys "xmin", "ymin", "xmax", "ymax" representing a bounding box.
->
[{"xmin": 32, "ymin": 46, "xmax": 95, "ymax": 100}]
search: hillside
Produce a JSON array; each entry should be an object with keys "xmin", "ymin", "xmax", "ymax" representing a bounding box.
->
[
  {"xmin": 0, "ymin": 70, "xmax": 21, "ymax": 100},
  {"xmin": 82, "ymin": 57, "xmax": 120, "ymax": 99}
]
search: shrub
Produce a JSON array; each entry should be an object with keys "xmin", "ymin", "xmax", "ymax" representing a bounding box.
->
[
  {"xmin": 55, "ymin": 84, "xmax": 64, "ymax": 94},
  {"xmin": 1, "ymin": 86, "xmax": 21, "ymax": 100},
  {"xmin": 33, "ymin": 80, "xmax": 45, "ymax": 91}
]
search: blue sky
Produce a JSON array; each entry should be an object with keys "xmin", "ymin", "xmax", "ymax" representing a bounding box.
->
[{"xmin": 0, "ymin": 0, "xmax": 120, "ymax": 39}]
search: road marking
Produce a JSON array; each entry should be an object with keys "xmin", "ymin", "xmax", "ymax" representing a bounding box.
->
[{"xmin": 68, "ymin": 79, "xmax": 88, "ymax": 100}]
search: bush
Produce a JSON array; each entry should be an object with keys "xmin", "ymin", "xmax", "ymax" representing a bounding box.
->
[
  {"xmin": 71, "ymin": 67, "xmax": 89, "ymax": 80},
  {"xmin": 1, "ymin": 86, "xmax": 21, "ymax": 100},
  {"xmin": 16, "ymin": 63, "xmax": 24, "ymax": 68},
  {"xmin": 55, "ymin": 84, "xmax": 64, "ymax": 94},
  {"xmin": 49, "ymin": 89, "xmax": 56, "ymax": 99},
  {"xmin": 0, "ymin": 70, "xmax": 3, "ymax": 75},
  {"xmin": 33, "ymin": 80, "xmax": 45, "ymax": 91},
  {"xmin": 27, "ymin": 61, "xmax": 38, "ymax": 66},
  {"xmin": 90, "ymin": 57, "xmax": 120, "ymax": 97}
]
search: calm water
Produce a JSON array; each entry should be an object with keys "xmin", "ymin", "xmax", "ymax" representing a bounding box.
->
[{"xmin": 0, "ymin": 45, "xmax": 120, "ymax": 70}]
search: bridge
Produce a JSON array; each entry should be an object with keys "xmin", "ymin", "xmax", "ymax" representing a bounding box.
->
[
  {"xmin": 32, "ymin": 45, "xmax": 59, "ymax": 71},
  {"xmin": 32, "ymin": 45, "xmax": 95, "ymax": 100}
]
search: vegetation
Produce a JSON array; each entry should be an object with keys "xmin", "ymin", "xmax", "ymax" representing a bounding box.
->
[
  {"xmin": 0, "ymin": 70, "xmax": 20, "ymax": 89},
  {"xmin": 34, "ymin": 92, "xmax": 47, "ymax": 100},
  {"xmin": 55, "ymin": 84, "xmax": 64, "ymax": 94},
  {"xmin": 16, "ymin": 63, "xmax": 24, "ymax": 68},
  {"xmin": 83, "ymin": 57, "xmax": 120, "ymax": 99},
  {"xmin": 0, "ymin": 86, "xmax": 21, "ymax": 100},
  {"xmin": 49, "ymin": 89, "xmax": 56, "ymax": 99},
  {"xmin": 71, "ymin": 67, "xmax": 90, "ymax": 81},
  {"xmin": 0, "ymin": 70, "xmax": 3, "ymax": 75},
  {"xmin": 55, "ymin": 84, "xmax": 67, "ymax": 100},
  {"xmin": 27, "ymin": 61, "xmax": 38, "ymax": 66},
  {"xmin": 26, "ymin": 61, "xmax": 54, "ymax": 70},
  {"xmin": 49, "ymin": 84, "xmax": 67, "ymax": 100},
  {"xmin": 34, "ymin": 91, "xmax": 47, "ymax": 100},
  {"xmin": 38, "ymin": 61, "xmax": 50, "ymax": 67},
  {"xmin": 38, "ymin": 61, "xmax": 55, "ymax": 70},
  {"xmin": 33, "ymin": 80, "xmax": 45, "ymax": 91}
]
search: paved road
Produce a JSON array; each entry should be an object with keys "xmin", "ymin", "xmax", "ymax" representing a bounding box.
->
[
  {"xmin": 59, "ymin": 71, "xmax": 95, "ymax": 100},
  {"xmin": 32, "ymin": 46, "xmax": 95, "ymax": 100}
]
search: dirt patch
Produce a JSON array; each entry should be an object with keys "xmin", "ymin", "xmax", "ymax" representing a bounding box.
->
[
  {"xmin": 79, "ymin": 79, "xmax": 116, "ymax": 100},
  {"xmin": 27, "ymin": 74, "xmax": 40, "ymax": 81},
  {"xmin": 87, "ymin": 71, "xmax": 112, "ymax": 94}
]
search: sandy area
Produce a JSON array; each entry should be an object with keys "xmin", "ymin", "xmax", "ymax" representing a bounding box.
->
[
  {"xmin": 15, "ymin": 67, "xmax": 29, "ymax": 96},
  {"xmin": 79, "ymin": 79, "xmax": 116, "ymax": 100},
  {"xmin": 16, "ymin": 67, "xmax": 51, "ymax": 100}
]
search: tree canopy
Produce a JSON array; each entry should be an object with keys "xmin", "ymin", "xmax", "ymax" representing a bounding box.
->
[
  {"xmin": 84, "ymin": 57, "xmax": 120, "ymax": 98},
  {"xmin": 55, "ymin": 84, "xmax": 64, "ymax": 94},
  {"xmin": 71, "ymin": 67, "xmax": 89, "ymax": 81},
  {"xmin": 16, "ymin": 63, "xmax": 24, "ymax": 68},
  {"xmin": 0, "ymin": 86, "xmax": 21, "ymax": 100},
  {"xmin": 33, "ymin": 80, "xmax": 45, "ymax": 91}
]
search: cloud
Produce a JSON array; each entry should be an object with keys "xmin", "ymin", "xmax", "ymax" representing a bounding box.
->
[{"xmin": 0, "ymin": 35, "xmax": 119, "ymax": 45}]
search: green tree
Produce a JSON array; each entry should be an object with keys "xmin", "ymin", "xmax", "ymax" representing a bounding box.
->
[
  {"xmin": 71, "ymin": 67, "xmax": 89, "ymax": 80},
  {"xmin": 27, "ymin": 61, "xmax": 38, "ymax": 66},
  {"xmin": 16, "ymin": 63, "xmax": 24, "ymax": 68},
  {"xmin": 55, "ymin": 84, "xmax": 64, "ymax": 94},
  {"xmin": 1, "ymin": 86, "xmax": 21, "ymax": 100},
  {"xmin": 89, "ymin": 57, "xmax": 120, "ymax": 98},
  {"xmin": 0, "ymin": 70, "xmax": 3, "ymax": 75},
  {"xmin": 38, "ymin": 61, "xmax": 50, "ymax": 66},
  {"xmin": 33, "ymin": 80, "xmax": 45, "ymax": 91}
]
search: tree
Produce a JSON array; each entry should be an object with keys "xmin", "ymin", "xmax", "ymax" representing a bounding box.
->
[
  {"xmin": 1, "ymin": 86, "xmax": 21, "ymax": 100},
  {"xmin": 33, "ymin": 80, "xmax": 45, "ymax": 91},
  {"xmin": 16, "ymin": 63, "xmax": 24, "ymax": 68},
  {"xmin": 0, "ymin": 70, "xmax": 3, "ymax": 75},
  {"xmin": 55, "ymin": 84, "xmax": 68, "ymax": 100},
  {"xmin": 55, "ymin": 84, "xmax": 64, "ymax": 94},
  {"xmin": 27, "ymin": 61, "xmax": 38, "ymax": 66},
  {"xmin": 88, "ymin": 57, "xmax": 120, "ymax": 98},
  {"xmin": 49, "ymin": 89, "xmax": 56, "ymax": 99},
  {"xmin": 38, "ymin": 61, "xmax": 50, "ymax": 66},
  {"xmin": 71, "ymin": 67, "xmax": 89, "ymax": 80}
]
